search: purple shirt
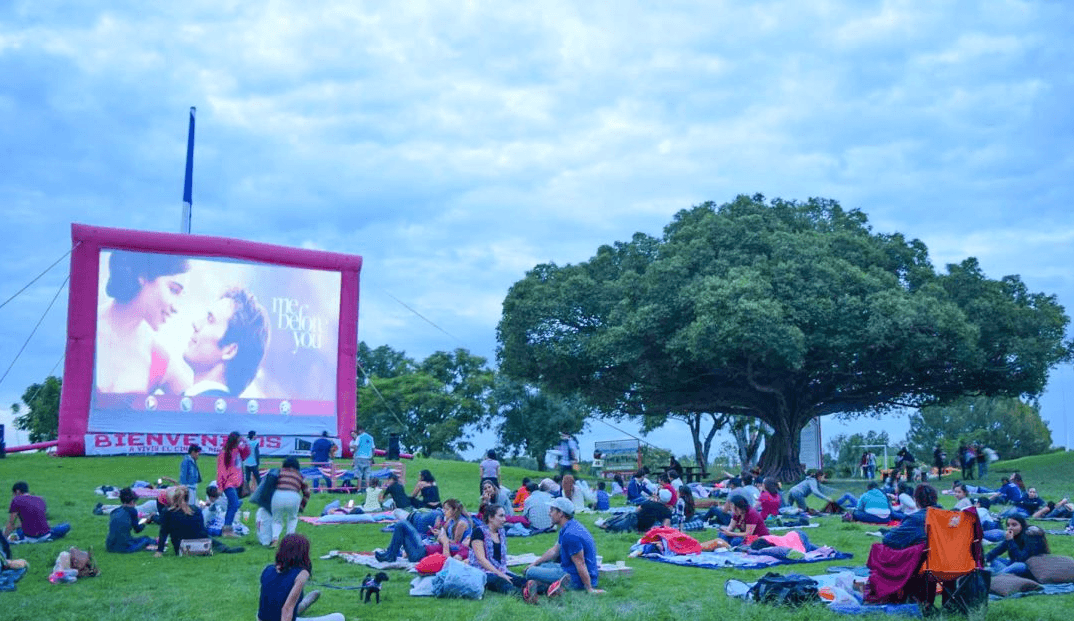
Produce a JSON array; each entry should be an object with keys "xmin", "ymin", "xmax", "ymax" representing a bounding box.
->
[{"xmin": 9, "ymin": 494, "xmax": 50, "ymax": 537}]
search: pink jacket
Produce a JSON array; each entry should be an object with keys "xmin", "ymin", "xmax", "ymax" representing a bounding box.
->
[{"xmin": 216, "ymin": 442, "xmax": 251, "ymax": 490}]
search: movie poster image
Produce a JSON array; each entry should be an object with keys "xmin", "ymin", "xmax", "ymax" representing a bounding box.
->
[{"xmin": 89, "ymin": 249, "xmax": 341, "ymax": 435}]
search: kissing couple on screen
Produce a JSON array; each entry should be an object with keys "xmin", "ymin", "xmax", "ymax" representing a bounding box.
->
[{"xmin": 96, "ymin": 251, "xmax": 271, "ymax": 399}]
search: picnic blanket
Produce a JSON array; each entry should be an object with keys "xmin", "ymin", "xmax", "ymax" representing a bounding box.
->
[
  {"xmin": 300, "ymin": 511, "xmax": 397, "ymax": 525},
  {"xmin": 322, "ymin": 549, "xmax": 540, "ymax": 571},
  {"xmin": 644, "ymin": 545, "xmax": 852, "ymax": 571},
  {"xmin": 0, "ymin": 567, "xmax": 27, "ymax": 591}
]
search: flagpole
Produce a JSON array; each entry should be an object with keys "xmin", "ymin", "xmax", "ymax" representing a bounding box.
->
[{"xmin": 180, "ymin": 107, "xmax": 196, "ymax": 233}]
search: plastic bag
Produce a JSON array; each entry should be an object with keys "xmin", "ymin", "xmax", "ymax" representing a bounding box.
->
[{"xmin": 431, "ymin": 557, "xmax": 485, "ymax": 599}]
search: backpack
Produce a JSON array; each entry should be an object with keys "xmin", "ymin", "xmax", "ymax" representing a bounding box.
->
[{"xmin": 747, "ymin": 572, "xmax": 819, "ymax": 606}]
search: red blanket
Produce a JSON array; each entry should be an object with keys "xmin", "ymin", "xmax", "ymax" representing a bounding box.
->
[{"xmin": 639, "ymin": 527, "xmax": 701, "ymax": 555}]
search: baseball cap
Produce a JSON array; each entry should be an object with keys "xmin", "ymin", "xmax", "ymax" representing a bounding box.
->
[{"xmin": 550, "ymin": 497, "xmax": 575, "ymax": 516}]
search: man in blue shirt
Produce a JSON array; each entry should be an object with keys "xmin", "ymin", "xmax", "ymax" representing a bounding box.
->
[
  {"xmin": 309, "ymin": 432, "xmax": 335, "ymax": 491},
  {"xmin": 349, "ymin": 426, "xmax": 376, "ymax": 489},
  {"xmin": 523, "ymin": 498, "xmax": 603, "ymax": 602}
]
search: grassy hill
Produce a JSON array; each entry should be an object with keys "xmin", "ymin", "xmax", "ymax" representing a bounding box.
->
[{"xmin": 1, "ymin": 451, "xmax": 1072, "ymax": 620}]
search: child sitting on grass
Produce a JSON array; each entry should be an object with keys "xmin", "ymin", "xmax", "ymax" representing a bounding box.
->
[{"xmin": 105, "ymin": 487, "xmax": 156, "ymax": 553}]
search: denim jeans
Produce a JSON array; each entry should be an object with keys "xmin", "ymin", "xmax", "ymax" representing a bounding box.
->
[
  {"xmin": 835, "ymin": 493, "xmax": 858, "ymax": 507},
  {"xmin": 524, "ymin": 562, "xmax": 569, "ymax": 589},
  {"xmin": 788, "ymin": 491, "xmax": 809, "ymax": 512},
  {"xmin": 852, "ymin": 510, "xmax": 890, "ymax": 524},
  {"xmin": 485, "ymin": 572, "xmax": 525, "ymax": 595},
  {"xmin": 999, "ymin": 507, "xmax": 1029, "ymax": 520},
  {"xmin": 119, "ymin": 536, "xmax": 155, "ymax": 553},
  {"xmin": 409, "ymin": 509, "xmax": 443, "ymax": 535},
  {"xmin": 703, "ymin": 506, "xmax": 732, "ymax": 526},
  {"xmin": 991, "ymin": 557, "xmax": 1028, "ymax": 577},
  {"xmin": 17, "ymin": 522, "xmax": 71, "ymax": 541},
  {"xmin": 384, "ymin": 520, "xmax": 426, "ymax": 561},
  {"xmin": 223, "ymin": 487, "xmax": 241, "ymax": 528}
]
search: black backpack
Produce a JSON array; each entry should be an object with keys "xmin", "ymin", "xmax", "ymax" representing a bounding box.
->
[{"xmin": 747, "ymin": 572, "xmax": 820, "ymax": 606}]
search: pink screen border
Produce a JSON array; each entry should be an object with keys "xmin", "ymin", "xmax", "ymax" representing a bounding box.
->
[{"xmin": 57, "ymin": 223, "xmax": 362, "ymax": 456}]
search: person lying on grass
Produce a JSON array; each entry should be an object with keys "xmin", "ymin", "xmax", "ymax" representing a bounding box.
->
[
  {"xmin": 470, "ymin": 504, "xmax": 528, "ymax": 597},
  {"xmin": 105, "ymin": 487, "xmax": 156, "ymax": 553},
  {"xmin": 258, "ymin": 533, "xmax": 343, "ymax": 621}
]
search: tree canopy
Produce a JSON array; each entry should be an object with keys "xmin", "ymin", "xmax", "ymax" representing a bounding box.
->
[
  {"xmin": 906, "ymin": 395, "xmax": 1053, "ymax": 462},
  {"xmin": 497, "ymin": 194, "xmax": 1072, "ymax": 480},
  {"xmin": 357, "ymin": 345, "xmax": 493, "ymax": 457},
  {"xmin": 13, "ymin": 376, "xmax": 62, "ymax": 444},
  {"xmin": 491, "ymin": 377, "xmax": 588, "ymax": 470}
]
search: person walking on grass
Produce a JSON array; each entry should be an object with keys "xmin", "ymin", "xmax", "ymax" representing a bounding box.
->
[
  {"xmin": 349, "ymin": 426, "xmax": 376, "ymax": 490},
  {"xmin": 522, "ymin": 498, "xmax": 603, "ymax": 603},
  {"xmin": 216, "ymin": 431, "xmax": 250, "ymax": 537},
  {"xmin": 179, "ymin": 444, "xmax": 203, "ymax": 506},
  {"xmin": 244, "ymin": 430, "xmax": 262, "ymax": 490},
  {"xmin": 480, "ymin": 449, "xmax": 501, "ymax": 493}
]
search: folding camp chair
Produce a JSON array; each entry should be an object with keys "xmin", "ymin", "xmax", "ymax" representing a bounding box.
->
[{"xmin": 916, "ymin": 507, "xmax": 988, "ymax": 614}]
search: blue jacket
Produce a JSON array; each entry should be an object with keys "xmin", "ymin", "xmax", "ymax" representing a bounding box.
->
[
  {"xmin": 882, "ymin": 509, "xmax": 928, "ymax": 549},
  {"xmin": 180, "ymin": 455, "xmax": 202, "ymax": 486},
  {"xmin": 627, "ymin": 479, "xmax": 648, "ymax": 503}
]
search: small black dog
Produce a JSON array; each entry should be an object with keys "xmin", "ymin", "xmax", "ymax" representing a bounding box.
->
[{"xmin": 361, "ymin": 572, "xmax": 389, "ymax": 603}]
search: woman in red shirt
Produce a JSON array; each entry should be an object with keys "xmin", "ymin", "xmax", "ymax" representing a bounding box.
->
[
  {"xmin": 758, "ymin": 477, "xmax": 783, "ymax": 520},
  {"xmin": 720, "ymin": 496, "xmax": 769, "ymax": 546}
]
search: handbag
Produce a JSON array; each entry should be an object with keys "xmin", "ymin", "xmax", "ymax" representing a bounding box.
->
[
  {"xmin": 68, "ymin": 547, "xmax": 100, "ymax": 577},
  {"xmin": 178, "ymin": 538, "xmax": 214, "ymax": 557}
]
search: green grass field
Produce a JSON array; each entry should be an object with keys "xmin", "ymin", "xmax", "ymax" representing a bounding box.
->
[{"xmin": 2, "ymin": 452, "xmax": 1073, "ymax": 621}]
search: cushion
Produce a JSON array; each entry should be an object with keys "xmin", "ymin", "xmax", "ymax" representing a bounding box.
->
[
  {"xmin": 989, "ymin": 573, "xmax": 1042, "ymax": 597},
  {"xmin": 1026, "ymin": 554, "xmax": 1074, "ymax": 584},
  {"xmin": 414, "ymin": 553, "xmax": 448, "ymax": 575}
]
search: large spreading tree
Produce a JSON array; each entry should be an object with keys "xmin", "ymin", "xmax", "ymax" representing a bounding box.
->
[{"xmin": 497, "ymin": 194, "xmax": 1071, "ymax": 480}]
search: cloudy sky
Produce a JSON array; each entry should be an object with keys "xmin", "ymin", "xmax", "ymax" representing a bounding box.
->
[{"xmin": 2, "ymin": 1, "xmax": 1072, "ymax": 462}]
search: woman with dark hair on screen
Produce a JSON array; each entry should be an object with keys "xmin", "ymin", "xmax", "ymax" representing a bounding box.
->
[
  {"xmin": 217, "ymin": 431, "xmax": 251, "ymax": 537},
  {"xmin": 96, "ymin": 250, "xmax": 191, "ymax": 394},
  {"xmin": 258, "ymin": 533, "xmax": 343, "ymax": 621}
]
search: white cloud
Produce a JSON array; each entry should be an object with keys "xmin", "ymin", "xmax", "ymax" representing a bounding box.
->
[{"xmin": 1, "ymin": 0, "xmax": 1073, "ymax": 459}]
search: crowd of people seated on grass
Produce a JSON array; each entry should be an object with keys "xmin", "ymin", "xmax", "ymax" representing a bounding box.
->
[{"xmin": 16, "ymin": 430, "xmax": 1074, "ymax": 617}]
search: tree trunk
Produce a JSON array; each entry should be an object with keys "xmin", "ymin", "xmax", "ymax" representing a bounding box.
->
[{"xmin": 758, "ymin": 416, "xmax": 806, "ymax": 482}]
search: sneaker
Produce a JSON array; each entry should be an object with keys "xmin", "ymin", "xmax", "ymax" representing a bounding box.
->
[
  {"xmin": 1065, "ymin": 526, "xmax": 1074, "ymax": 534},
  {"xmin": 546, "ymin": 576, "xmax": 567, "ymax": 598},
  {"xmin": 374, "ymin": 551, "xmax": 391, "ymax": 563},
  {"xmin": 522, "ymin": 580, "xmax": 539, "ymax": 604},
  {"xmin": 92, "ymin": 502, "xmax": 104, "ymax": 516}
]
